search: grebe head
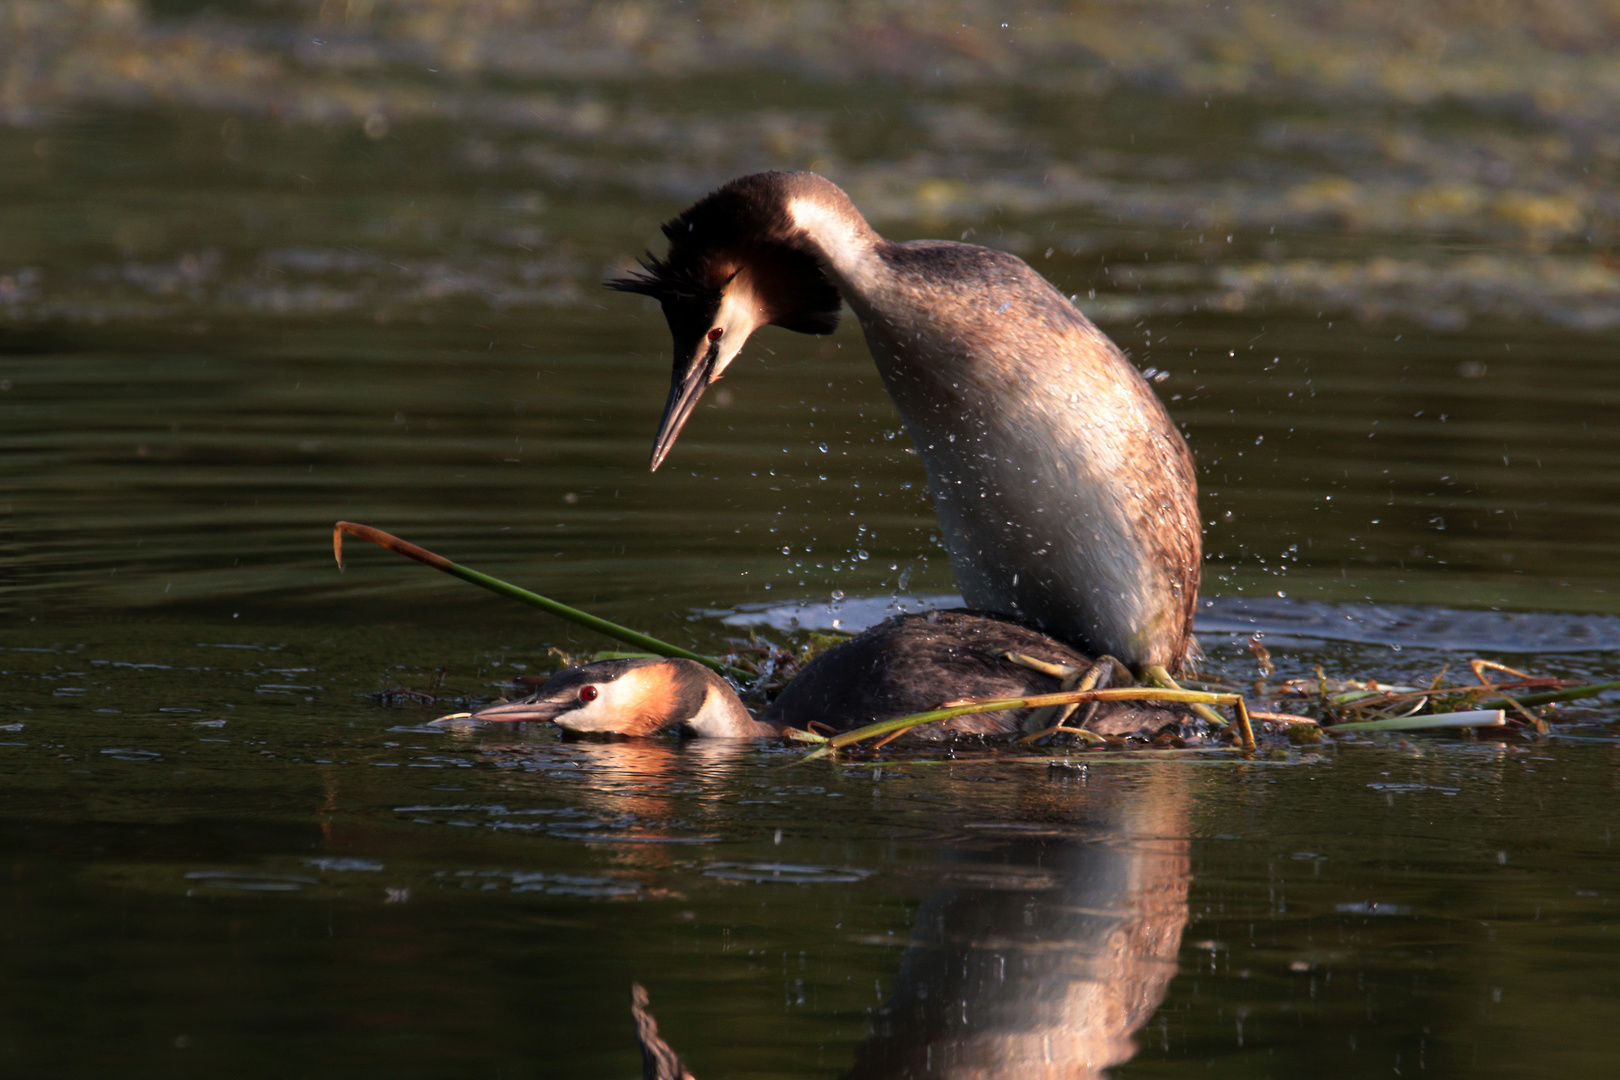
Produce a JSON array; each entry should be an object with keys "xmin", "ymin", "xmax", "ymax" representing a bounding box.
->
[
  {"xmin": 472, "ymin": 657, "xmax": 694, "ymax": 736},
  {"xmin": 607, "ymin": 172, "xmax": 854, "ymax": 470},
  {"xmin": 471, "ymin": 656, "xmax": 769, "ymax": 738}
]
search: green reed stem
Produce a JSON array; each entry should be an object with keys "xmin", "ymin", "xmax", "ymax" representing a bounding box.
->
[
  {"xmin": 823, "ymin": 686, "xmax": 1240, "ymax": 751},
  {"xmin": 332, "ymin": 521, "xmax": 734, "ymax": 676},
  {"xmin": 1144, "ymin": 664, "xmax": 1230, "ymax": 727},
  {"xmin": 1484, "ymin": 680, "xmax": 1620, "ymax": 708}
]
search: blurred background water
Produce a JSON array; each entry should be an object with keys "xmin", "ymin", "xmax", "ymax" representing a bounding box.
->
[{"xmin": 4, "ymin": 2, "xmax": 1620, "ymax": 1077}]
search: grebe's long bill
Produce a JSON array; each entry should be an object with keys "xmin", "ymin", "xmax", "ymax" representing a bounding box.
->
[
  {"xmin": 467, "ymin": 610, "xmax": 1189, "ymax": 741},
  {"xmin": 608, "ymin": 171, "xmax": 1201, "ymax": 673},
  {"xmin": 608, "ymin": 176, "xmax": 841, "ymax": 473}
]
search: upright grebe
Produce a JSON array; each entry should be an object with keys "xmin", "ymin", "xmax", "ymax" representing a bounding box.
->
[
  {"xmin": 472, "ymin": 609, "xmax": 1185, "ymax": 740},
  {"xmin": 608, "ymin": 172, "xmax": 1200, "ymax": 672}
]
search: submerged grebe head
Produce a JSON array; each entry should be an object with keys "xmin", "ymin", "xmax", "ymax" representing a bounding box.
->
[
  {"xmin": 470, "ymin": 657, "xmax": 691, "ymax": 736},
  {"xmin": 470, "ymin": 656, "xmax": 769, "ymax": 738},
  {"xmin": 607, "ymin": 172, "xmax": 858, "ymax": 469}
]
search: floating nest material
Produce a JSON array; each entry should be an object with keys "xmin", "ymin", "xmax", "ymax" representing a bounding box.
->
[{"xmin": 337, "ymin": 521, "xmax": 1619, "ymax": 757}]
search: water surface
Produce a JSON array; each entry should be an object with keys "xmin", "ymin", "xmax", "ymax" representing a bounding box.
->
[{"xmin": 4, "ymin": 3, "xmax": 1620, "ymax": 1076}]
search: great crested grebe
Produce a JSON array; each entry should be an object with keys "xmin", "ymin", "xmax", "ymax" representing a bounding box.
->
[
  {"xmin": 608, "ymin": 171, "xmax": 1201, "ymax": 672},
  {"xmin": 471, "ymin": 609, "xmax": 1187, "ymax": 741}
]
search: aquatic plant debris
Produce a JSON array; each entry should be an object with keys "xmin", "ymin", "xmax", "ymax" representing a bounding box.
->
[
  {"xmin": 807, "ymin": 685, "xmax": 1255, "ymax": 755},
  {"xmin": 788, "ymin": 648, "xmax": 1616, "ymax": 761},
  {"xmin": 330, "ymin": 524, "xmax": 1614, "ymax": 753},
  {"xmin": 1260, "ymin": 658, "xmax": 1620, "ymax": 737}
]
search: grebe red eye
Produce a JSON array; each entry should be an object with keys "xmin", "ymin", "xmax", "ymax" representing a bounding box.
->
[
  {"xmin": 579, "ymin": 685, "xmax": 598, "ymax": 702},
  {"xmin": 707, "ymin": 327, "xmax": 724, "ymax": 342}
]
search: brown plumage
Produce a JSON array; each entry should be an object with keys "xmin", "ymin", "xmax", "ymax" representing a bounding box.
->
[
  {"xmin": 467, "ymin": 611, "xmax": 1190, "ymax": 743},
  {"xmin": 609, "ymin": 171, "xmax": 1201, "ymax": 671},
  {"xmin": 631, "ymin": 984, "xmax": 695, "ymax": 1080},
  {"xmin": 761, "ymin": 610, "xmax": 1185, "ymax": 739}
]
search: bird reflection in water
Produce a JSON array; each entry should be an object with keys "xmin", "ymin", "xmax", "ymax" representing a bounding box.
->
[
  {"xmin": 462, "ymin": 735, "xmax": 754, "ymax": 871},
  {"xmin": 634, "ymin": 767, "xmax": 1190, "ymax": 1079}
]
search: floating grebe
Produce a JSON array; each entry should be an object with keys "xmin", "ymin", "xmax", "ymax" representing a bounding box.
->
[
  {"xmin": 472, "ymin": 609, "xmax": 1186, "ymax": 741},
  {"xmin": 608, "ymin": 172, "xmax": 1201, "ymax": 672}
]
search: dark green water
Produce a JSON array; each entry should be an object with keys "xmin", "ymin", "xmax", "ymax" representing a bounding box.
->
[{"xmin": 4, "ymin": 3, "xmax": 1620, "ymax": 1076}]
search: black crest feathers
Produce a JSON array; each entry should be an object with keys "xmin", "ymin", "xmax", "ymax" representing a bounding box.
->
[{"xmin": 606, "ymin": 172, "xmax": 843, "ymax": 335}]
